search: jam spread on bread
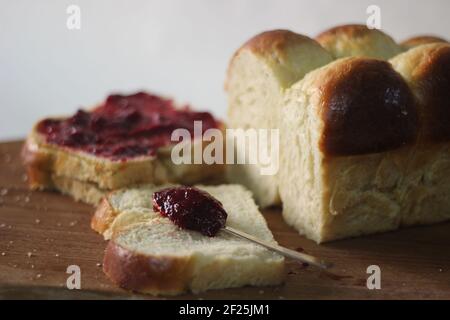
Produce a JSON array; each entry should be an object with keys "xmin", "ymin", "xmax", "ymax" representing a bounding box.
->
[
  {"xmin": 152, "ymin": 187, "xmax": 227, "ymax": 237},
  {"xmin": 36, "ymin": 92, "xmax": 219, "ymax": 160}
]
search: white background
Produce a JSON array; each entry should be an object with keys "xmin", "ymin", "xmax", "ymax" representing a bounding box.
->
[{"xmin": 1, "ymin": 0, "xmax": 449, "ymax": 140}]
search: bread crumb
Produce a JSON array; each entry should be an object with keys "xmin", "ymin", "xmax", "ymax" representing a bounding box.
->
[
  {"xmin": 8, "ymin": 240, "xmax": 13, "ymax": 245},
  {"xmin": 36, "ymin": 274, "xmax": 42, "ymax": 279},
  {"xmin": 1, "ymin": 252, "xmax": 6, "ymax": 256},
  {"xmin": 55, "ymin": 253, "xmax": 59, "ymax": 257},
  {"xmin": 31, "ymin": 264, "xmax": 35, "ymax": 269},
  {"xmin": 69, "ymin": 221, "xmax": 77, "ymax": 227},
  {"xmin": 27, "ymin": 252, "xmax": 33, "ymax": 258},
  {"xmin": 0, "ymin": 223, "xmax": 5, "ymax": 228},
  {"xmin": 0, "ymin": 188, "xmax": 8, "ymax": 196},
  {"xmin": 96, "ymin": 263, "xmax": 102, "ymax": 267},
  {"xmin": 35, "ymin": 219, "xmax": 40, "ymax": 224},
  {"xmin": 24, "ymin": 196, "xmax": 30, "ymax": 203},
  {"xmin": 8, "ymin": 225, "xmax": 12, "ymax": 229},
  {"xmin": 56, "ymin": 222, "xmax": 61, "ymax": 227},
  {"xmin": 438, "ymin": 268, "xmax": 443, "ymax": 272}
]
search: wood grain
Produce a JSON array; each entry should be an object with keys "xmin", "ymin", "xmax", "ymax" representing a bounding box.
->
[{"xmin": 0, "ymin": 140, "xmax": 449, "ymax": 299}]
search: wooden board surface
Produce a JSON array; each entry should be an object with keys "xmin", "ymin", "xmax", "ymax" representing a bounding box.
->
[{"xmin": 0, "ymin": 140, "xmax": 449, "ymax": 299}]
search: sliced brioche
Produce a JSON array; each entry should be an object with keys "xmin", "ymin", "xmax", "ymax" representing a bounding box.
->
[
  {"xmin": 316, "ymin": 24, "xmax": 403, "ymax": 59},
  {"xmin": 278, "ymin": 57, "xmax": 418, "ymax": 242},
  {"xmin": 226, "ymin": 30, "xmax": 333, "ymax": 207},
  {"xmin": 98, "ymin": 184, "xmax": 285, "ymax": 295},
  {"xmin": 22, "ymin": 94, "xmax": 224, "ymax": 205}
]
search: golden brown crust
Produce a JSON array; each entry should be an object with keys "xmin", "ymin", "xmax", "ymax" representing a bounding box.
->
[
  {"xmin": 316, "ymin": 24, "xmax": 401, "ymax": 59},
  {"xmin": 21, "ymin": 137, "xmax": 54, "ymax": 190},
  {"xmin": 319, "ymin": 58, "xmax": 418, "ymax": 156},
  {"xmin": 103, "ymin": 241, "xmax": 193, "ymax": 295},
  {"xmin": 317, "ymin": 24, "xmax": 376, "ymax": 41},
  {"xmin": 238, "ymin": 29, "xmax": 313, "ymax": 57},
  {"xmin": 90, "ymin": 197, "xmax": 116, "ymax": 234},
  {"xmin": 401, "ymin": 35, "xmax": 448, "ymax": 49},
  {"xmin": 411, "ymin": 45, "xmax": 450, "ymax": 142},
  {"xmin": 225, "ymin": 30, "xmax": 324, "ymax": 90}
]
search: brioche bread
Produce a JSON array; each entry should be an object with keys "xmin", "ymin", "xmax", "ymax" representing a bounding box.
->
[
  {"xmin": 22, "ymin": 93, "xmax": 224, "ymax": 205},
  {"xmin": 226, "ymin": 30, "xmax": 333, "ymax": 207},
  {"xmin": 227, "ymin": 27, "xmax": 450, "ymax": 242},
  {"xmin": 316, "ymin": 24, "xmax": 403, "ymax": 59},
  {"xmin": 278, "ymin": 57, "xmax": 417, "ymax": 242},
  {"xmin": 401, "ymin": 35, "xmax": 448, "ymax": 50},
  {"xmin": 95, "ymin": 184, "xmax": 284, "ymax": 295},
  {"xmin": 314, "ymin": 27, "xmax": 450, "ymax": 227}
]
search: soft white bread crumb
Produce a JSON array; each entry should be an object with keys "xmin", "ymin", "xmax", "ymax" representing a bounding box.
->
[
  {"xmin": 100, "ymin": 184, "xmax": 285, "ymax": 295},
  {"xmin": 226, "ymin": 30, "xmax": 333, "ymax": 207}
]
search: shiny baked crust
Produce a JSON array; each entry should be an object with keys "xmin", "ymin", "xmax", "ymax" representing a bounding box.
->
[
  {"xmin": 391, "ymin": 43, "xmax": 450, "ymax": 143},
  {"xmin": 318, "ymin": 58, "xmax": 418, "ymax": 156}
]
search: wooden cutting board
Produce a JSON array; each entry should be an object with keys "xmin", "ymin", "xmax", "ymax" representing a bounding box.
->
[{"xmin": 0, "ymin": 140, "xmax": 449, "ymax": 299}]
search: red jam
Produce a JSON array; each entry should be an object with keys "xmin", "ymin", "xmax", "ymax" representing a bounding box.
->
[
  {"xmin": 36, "ymin": 92, "xmax": 219, "ymax": 160},
  {"xmin": 152, "ymin": 187, "xmax": 227, "ymax": 237}
]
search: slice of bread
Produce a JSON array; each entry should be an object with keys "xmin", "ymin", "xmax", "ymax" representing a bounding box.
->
[
  {"xmin": 225, "ymin": 30, "xmax": 333, "ymax": 207},
  {"xmin": 96, "ymin": 184, "xmax": 285, "ymax": 295},
  {"xmin": 22, "ymin": 94, "xmax": 224, "ymax": 205}
]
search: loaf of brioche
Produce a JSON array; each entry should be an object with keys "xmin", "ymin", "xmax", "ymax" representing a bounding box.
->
[
  {"xmin": 22, "ymin": 94, "xmax": 224, "ymax": 205},
  {"xmin": 226, "ymin": 30, "xmax": 333, "ymax": 207},
  {"xmin": 227, "ymin": 25, "xmax": 450, "ymax": 242},
  {"xmin": 93, "ymin": 184, "xmax": 284, "ymax": 295}
]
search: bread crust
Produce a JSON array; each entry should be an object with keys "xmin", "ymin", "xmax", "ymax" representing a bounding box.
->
[
  {"xmin": 401, "ymin": 35, "xmax": 448, "ymax": 49},
  {"xmin": 91, "ymin": 197, "xmax": 116, "ymax": 234},
  {"xmin": 407, "ymin": 44, "xmax": 450, "ymax": 142},
  {"xmin": 317, "ymin": 24, "xmax": 384, "ymax": 41},
  {"xmin": 236, "ymin": 29, "xmax": 315, "ymax": 57},
  {"xmin": 226, "ymin": 29, "xmax": 332, "ymax": 90},
  {"xmin": 316, "ymin": 24, "xmax": 402, "ymax": 59},
  {"xmin": 103, "ymin": 240, "xmax": 193, "ymax": 295},
  {"xmin": 318, "ymin": 57, "xmax": 418, "ymax": 156}
]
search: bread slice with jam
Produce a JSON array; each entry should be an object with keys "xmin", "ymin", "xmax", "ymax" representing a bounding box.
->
[
  {"xmin": 22, "ymin": 92, "xmax": 224, "ymax": 205},
  {"xmin": 94, "ymin": 184, "xmax": 285, "ymax": 295}
]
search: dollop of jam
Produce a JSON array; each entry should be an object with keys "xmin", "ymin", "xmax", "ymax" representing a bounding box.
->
[
  {"xmin": 152, "ymin": 187, "xmax": 227, "ymax": 237},
  {"xmin": 36, "ymin": 92, "xmax": 219, "ymax": 160}
]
